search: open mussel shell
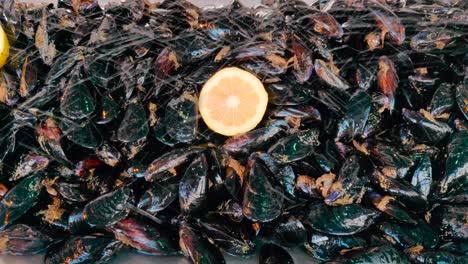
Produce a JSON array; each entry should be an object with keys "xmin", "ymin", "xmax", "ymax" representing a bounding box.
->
[{"xmin": 96, "ymin": 143, "xmax": 121, "ymax": 167}]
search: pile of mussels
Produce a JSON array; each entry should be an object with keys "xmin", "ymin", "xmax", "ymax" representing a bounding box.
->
[{"xmin": 0, "ymin": 0, "xmax": 467, "ymax": 263}]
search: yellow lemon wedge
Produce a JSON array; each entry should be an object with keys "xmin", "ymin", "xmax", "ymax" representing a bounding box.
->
[
  {"xmin": 0, "ymin": 24, "xmax": 9, "ymax": 69},
  {"xmin": 199, "ymin": 67, "xmax": 268, "ymax": 136}
]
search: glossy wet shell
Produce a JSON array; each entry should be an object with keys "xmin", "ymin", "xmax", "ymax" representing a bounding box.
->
[
  {"xmin": 307, "ymin": 203, "xmax": 380, "ymax": 235},
  {"xmin": 325, "ymin": 156, "xmax": 367, "ymax": 206},
  {"xmin": 402, "ymin": 108, "xmax": 453, "ymax": 144},
  {"xmin": 179, "ymin": 223, "xmax": 226, "ymax": 264},
  {"xmin": 145, "ymin": 147, "xmax": 204, "ymax": 182},
  {"xmin": 366, "ymin": 192, "xmax": 417, "ymax": 225},
  {"xmin": 137, "ymin": 182, "xmax": 178, "ymax": 214},
  {"xmin": 379, "ymin": 221, "xmax": 439, "ymax": 249},
  {"xmin": 314, "ymin": 59, "xmax": 350, "ymax": 90},
  {"xmin": 198, "ymin": 219, "xmax": 256, "ymax": 256},
  {"xmin": 61, "ymin": 119, "xmax": 101, "ymax": 149},
  {"xmin": 60, "ymin": 68, "xmax": 96, "ymax": 120},
  {"xmin": 242, "ymin": 156, "xmax": 284, "ymax": 222},
  {"xmin": 413, "ymin": 251, "xmax": 468, "ymax": 264},
  {"xmin": 267, "ymin": 129, "xmax": 319, "ymax": 164},
  {"xmin": 0, "ymin": 224, "xmax": 53, "ymax": 255},
  {"xmin": 83, "ymin": 187, "xmax": 133, "ymax": 228},
  {"xmin": 223, "ymin": 120, "xmax": 288, "ymax": 154},
  {"xmin": 259, "ymin": 243, "xmax": 294, "ymax": 264},
  {"xmin": 117, "ymin": 101, "xmax": 149, "ymax": 143},
  {"xmin": 336, "ymin": 90, "xmax": 371, "ymax": 140},
  {"xmin": 370, "ymin": 169, "xmax": 427, "ymax": 210},
  {"xmin": 371, "ymin": 144, "xmax": 414, "ymax": 179},
  {"xmin": 272, "ymin": 216, "xmax": 307, "ymax": 248},
  {"xmin": 304, "ymin": 233, "xmax": 367, "ymax": 261},
  {"xmin": 410, "ymin": 155, "xmax": 432, "ymax": 199},
  {"xmin": 108, "ymin": 218, "xmax": 178, "ymax": 255},
  {"xmin": 11, "ymin": 154, "xmax": 49, "ymax": 181},
  {"xmin": 266, "ymin": 82, "xmax": 313, "ymax": 106},
  {"xmin": 429, "ymin": 83, "xmax": 455, "ymax": 117},
  {"xmin": 179, "ymin": 154, "xmax": 208, "ymax": 214},
  {"xmin": 439, "ymin": 131, "xmax": 468, "ymax": 197},
  {"xmin": 340, "ymin": 245, "xmax": 409, "ymax": 264},
  {"xmin": 0, "ymin": 174, "xmax": 44, "ymax": 229},
  {"xmin": 45, "ymin": 236, "xmax": 119, "ymax": 264},
  {"xmin": 430, "ymin": 205, "xmax": 468, "ymax": 240},
  {"xmin": 455, "ymin": 83, "xmax": 468, "ymax": 121},
  {"xmin": 165, "ymin": 90, "xmax": 199, "ymax": 143}
]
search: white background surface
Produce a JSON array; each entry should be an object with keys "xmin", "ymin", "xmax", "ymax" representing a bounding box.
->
[
  {"xmin": 0, "ymin": 248, "xmax": 313, "ymax": 264},
  {"xmin": 2, "ymin": 0, "xmax": 318, "ymax": 263}
]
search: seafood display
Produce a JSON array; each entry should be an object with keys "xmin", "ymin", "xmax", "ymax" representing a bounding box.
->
[{"xmin": 0, "ymin": 0, "xmax": 466, "ymax": 264}]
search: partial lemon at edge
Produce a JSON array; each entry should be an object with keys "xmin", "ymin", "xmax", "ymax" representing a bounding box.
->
[{"xmin": 0, "ymin": 24, "xmax": 9, "ymax": 69}]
